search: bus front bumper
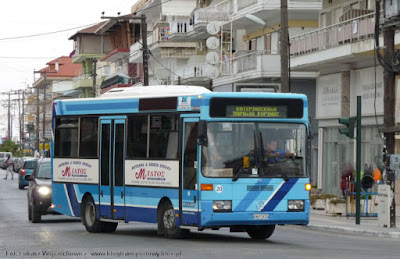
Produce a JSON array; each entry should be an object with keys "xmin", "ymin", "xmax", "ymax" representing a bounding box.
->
[{"xmin": 200, "ymin": 201, "xmax": 310, "ymax": 227}]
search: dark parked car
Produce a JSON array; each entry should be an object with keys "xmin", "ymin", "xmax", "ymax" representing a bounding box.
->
[
  {"xmin": 18, "ymin": 158, "xmax": 37, "ymax": 189},
  {"xmin": 26, "ymin": 158, "xmax": 56, "ymax": 223}
]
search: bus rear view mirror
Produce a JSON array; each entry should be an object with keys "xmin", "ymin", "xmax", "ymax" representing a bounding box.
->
[{"xmin": 198, "ymin": 120, "xmax": 208, "ymax": 146}]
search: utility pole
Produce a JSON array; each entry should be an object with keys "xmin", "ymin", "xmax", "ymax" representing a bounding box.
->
[
  {"xmin": 7, "ymin": 91, "xmax": 11, "ymax": 140},
  {"xmin": 42, "ymin": 78, "xmax": 47, "ymax": 155},
  {"xmin": 92, "ymin": 59, "xmax": 97, "ymax": 97},
  {"xmin": 383, "ymin": 27, "xmax": 396, "ymax": 228},
  {"xmin": 18, "ymin": 90, "xmax": 22, "ymax": 151},
  {"xmin": 141, "ymin": 14, "xmax": 149, "ymax": 86},
  {"xmin": 101, "ymin": 14, "xmax": 149, "ymax": 86},
  {"xmin": 280, "ymin": 0, "xmax": 289, "ymax": 93},
  {"xmin": 21, "ymin": 90, "xmax": 25, "ymax": 152},
  {"xmin": 35, "ymin": 86, "xmax": 40, "ymax": 152}
]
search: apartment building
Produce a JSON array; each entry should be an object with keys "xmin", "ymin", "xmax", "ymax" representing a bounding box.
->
[{"xmin": 290, "ymin": 0, "xmax": 400, "ymax": 206}]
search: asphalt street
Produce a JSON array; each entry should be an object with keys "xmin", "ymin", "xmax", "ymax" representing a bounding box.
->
[{"xmin": 1, "ymin": 169, "xmax": 400, "ymax": 259}]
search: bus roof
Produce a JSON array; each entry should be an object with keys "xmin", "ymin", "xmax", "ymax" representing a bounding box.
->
[{"xmin": 60, "ymin": 85, "xmax": 211, "ymax": 102}]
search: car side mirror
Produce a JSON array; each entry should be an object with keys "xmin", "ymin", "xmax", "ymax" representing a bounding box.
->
[{"xmin": 25, "ymin": 175, "xmax": 34, "ymax": 181}]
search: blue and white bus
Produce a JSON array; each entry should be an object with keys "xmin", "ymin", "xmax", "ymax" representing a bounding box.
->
[{"xmin": 51, "ymin": 85, "xmax": 311, "ymax": 239}]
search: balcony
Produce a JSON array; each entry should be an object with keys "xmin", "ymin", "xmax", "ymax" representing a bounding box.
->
[
  {"xmin": 213, "ymin": 50, "xmax": 282, "ymax": 86},
  {"xmin": 169, "ymin": 0, "xmax": 232, "ymax": 42},
  {"xmin": 228, "ymin": 0, "xmax": 321, "ymax": 29},
  {"xmin": 73, "ymin": 74, "xmax": 95, "ymax": 90},
  {"xmin": 130, "ymin": 29, "xmax": 196, "ymax": 63},
  {"xmin": 289, "ymin": 12, "xmax": 376, "ymax": 71},
  {"xmin": 172, "ymin": 63, "xmax": 215, "ymax": 86}
]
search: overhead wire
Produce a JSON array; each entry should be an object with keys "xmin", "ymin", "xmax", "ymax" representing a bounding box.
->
[{"xmin": 0, "ymin": 23, "xmax": 101, "ymax": 41}]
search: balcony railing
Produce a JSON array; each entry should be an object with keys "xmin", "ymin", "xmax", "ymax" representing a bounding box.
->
[
  {"xmin": 290, "ymin": 12, "xmax": 375, "ymax": 56},
  {"xmin": 173, "ymin": 63, "xmax": 213, "ymax": 81},
  {"xmin": 192, "ymin": 0, "xmax": 232, "ymax": 23},
  {"xmin": 170, "ymin": 21, "xmax": 194, "ymax": 34},
  {"xmin": 222, "ymin": 50, "xmax": 279, "ymax": 75}
]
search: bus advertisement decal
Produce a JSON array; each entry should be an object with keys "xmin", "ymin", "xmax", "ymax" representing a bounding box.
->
[
  {"xmin": 125, "ymin": 160, "xmax": 179, "ymax": 187},
  {"xmin": 53, "ymin": 158, "xmax": 99, "ymax": 184}
]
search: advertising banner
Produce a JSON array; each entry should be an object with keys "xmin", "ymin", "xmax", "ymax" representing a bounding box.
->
[
  {"xmin": 53, "ymin": 158, "xmax": 99, "ymax": 184},
  {"xmin": 125, "ymin": 160, "xmax": 179, "ymax": 187}
]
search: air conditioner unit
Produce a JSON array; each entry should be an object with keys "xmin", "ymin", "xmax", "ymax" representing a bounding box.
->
[{"xmin": 160, "ymin": 14, "xmax": 166, "ymax": 21}]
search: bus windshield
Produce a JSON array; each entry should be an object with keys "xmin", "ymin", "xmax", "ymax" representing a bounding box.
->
[{"xmin": 201, "ymin": 122, "xmax": 307, "ymax": 179}]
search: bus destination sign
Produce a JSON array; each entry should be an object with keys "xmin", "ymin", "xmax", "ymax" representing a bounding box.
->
[{"xmin": 226, "ymin": 105, "xmax": 287, "ymax": 118}]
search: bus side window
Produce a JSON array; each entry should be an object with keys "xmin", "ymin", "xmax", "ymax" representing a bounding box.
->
[
  {"xmin": 79, "ymin": 117, "xmax": 98, "ymax": 158},
  {"xmin": 127, "ymin": 115, "xmax": 148, "ymax": 158},
  {"xmin": 149, "ymin": 115, "xmax": 178, "ymax": 159},
  {"xmin": 183, "ymin": 122, "xmax": 197, "ymax": 190},
  {"xmin": 54, "ymin": 117, "xmax": 78, "ymax": 157}
]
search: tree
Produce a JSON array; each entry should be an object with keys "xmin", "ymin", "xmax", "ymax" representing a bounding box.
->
[{"xmin": 0, "ymin": 140, "xmax": 19, "ymax": 155}]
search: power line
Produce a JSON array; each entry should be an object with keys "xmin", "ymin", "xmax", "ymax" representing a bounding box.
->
[
  {"xmin": 0, "ymin": 56, "xmax": 56, "ymax": 59},
  {"xmin": 134, "ymin": 0, "xmax": 173, "ymax": 13},
  {"xmin": 0, "ymin": 23, "xmax": 100, "ymax": 41}
]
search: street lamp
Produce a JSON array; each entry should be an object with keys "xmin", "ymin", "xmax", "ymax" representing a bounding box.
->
[{"xmin": 245, "ymin": 14, "xmax": 265, "ymax": 26}]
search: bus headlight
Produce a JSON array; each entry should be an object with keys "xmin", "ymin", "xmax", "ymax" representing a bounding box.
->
[
  {"xmin": 288, "ymin": 200, "xmax": 304, "ymax": 211},
  {"xmin": 38, "ymin": 186, "xmax": 51, "ymax": 196},
  {"xmin": 213, "ymin": 200, "xmax": 232, "ymax": 212}
]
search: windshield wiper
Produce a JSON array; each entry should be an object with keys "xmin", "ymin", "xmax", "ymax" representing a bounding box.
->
[
  {"xmin": 274, "ymin": 164, "xmax": 289, "ymax": 182},
  {"xmin": 232, "ymin": 166, "xmax": 244, "ymax": 181}
]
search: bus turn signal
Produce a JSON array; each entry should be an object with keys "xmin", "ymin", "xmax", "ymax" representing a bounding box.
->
[
  {"xmin": 305, "ymin": 183, "xmax": 311, "ymax": 191},
  {"xmin": 201, "ymin": 184, "xmax": 213, "ymax": 191}
]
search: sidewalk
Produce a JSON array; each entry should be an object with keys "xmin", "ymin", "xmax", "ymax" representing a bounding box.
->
[{"xmin": 296, "ymin": 208, "xmax": 400, "ymax": 239}]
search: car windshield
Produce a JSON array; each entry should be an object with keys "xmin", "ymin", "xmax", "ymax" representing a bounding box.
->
[
  {"xmin": 36, "ymin": 162, "xmax": 51, "ymax": 179},
  {"xmin": 201, "ymin": 122, "xmax": 307, "ymax": 179},
  {"xmin": 24, "ymin": 161, "xmax": 37, "ymax": 169}
]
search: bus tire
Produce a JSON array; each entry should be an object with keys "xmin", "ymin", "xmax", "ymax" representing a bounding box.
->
[
  {"xmin": 31, "ymin": 202, "xmax": 41, "ymax": 223},
  {"xmin": 247, "ymin": 225, "xmax": 275, "ymax": 240},
  {"xmin": 82, "ymin": 196, "xmax": 102, "ymax": 233},
  {"xmin": 159, "ymin": 203, "xmax": 187, "ymax": 239},
  {"xmin": 102, "ymin": 222, "xmax": 118, "ymax": 233}
]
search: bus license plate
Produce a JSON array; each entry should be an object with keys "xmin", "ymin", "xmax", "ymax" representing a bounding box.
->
[{"xmin": 253, "ymin": 214, "xmax": 269, "ymax": 220}]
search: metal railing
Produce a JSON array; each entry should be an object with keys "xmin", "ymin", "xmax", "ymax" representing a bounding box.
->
[
  {"xmin": 290, "ymin": 12, "xmax": 375, "ymax": 56},
  {"xmin": 227, "ymin": 50, "xmax": 278, "ymax": 74},
  {"xmin": 174, "ymin": 63, "xmax": 213, "ymax": 81}
]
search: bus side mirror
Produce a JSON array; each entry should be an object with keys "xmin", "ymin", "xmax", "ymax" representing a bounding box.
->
[{"xmin": 198, "ymin": 120, "xmax": 208, "ymax": 146}]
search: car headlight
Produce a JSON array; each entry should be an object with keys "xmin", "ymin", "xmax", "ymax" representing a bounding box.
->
[
  {"xmin": 288, "ymin": 200, "xmax": 304, "ymax": 211},
  {"xmin": 213, "ymin": 200, "xmax": 232, "ymax": 212},
  {"xmin": 38, "ymin": 186, "xmax": 51, "ymax": 196}
]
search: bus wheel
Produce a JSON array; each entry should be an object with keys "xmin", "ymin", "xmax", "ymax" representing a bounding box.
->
[
  {"xmin": 102, "ymin": 222, "xmax": 118, "ymax": 233},
  {"xmin": 159, "ymin": 204, "xmax": 187, "ymax": 239},
  {"xmin": 82, "ymin": 196, "xmax": 102, "ymax": 233},
  {"xmin": 247, "ymin": 225, "xmax": 275, "ymax": 240}
]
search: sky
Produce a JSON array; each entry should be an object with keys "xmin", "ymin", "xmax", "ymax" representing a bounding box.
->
[{"xmin": 0, "ymin": 0, "xmax": 139, "ymax": 138}]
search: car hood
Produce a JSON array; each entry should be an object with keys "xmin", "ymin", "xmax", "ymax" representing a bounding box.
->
[{"xmin": 35, "ymin": 178, "xmax": 51, "ymax": 187}]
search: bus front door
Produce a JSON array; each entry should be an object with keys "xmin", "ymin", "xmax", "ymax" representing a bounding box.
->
[
  {"xmin": 99, "ymin": 118, "xmax": 126, "ymax": 220},
  {"xmin": 181, "ymin": 118, "xmax": 200, "ymax": 226}
]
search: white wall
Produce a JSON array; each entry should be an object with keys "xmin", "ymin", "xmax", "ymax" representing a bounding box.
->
[
  {"xmin": 350, "ymin": 66, "xmax": 384, "ymax": 116},
  {"xmin": 316, "ymin": 73, "xmax": 342, "ymax": 119}
]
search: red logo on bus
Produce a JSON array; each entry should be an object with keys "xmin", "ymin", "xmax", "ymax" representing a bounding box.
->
[
  {"xmin": 62, "ymin": 166, "xmax": 71, "ymax": 177},
  {"xmin": 135, "ymin": 168, "xmax": 146, "ymax": 180}
]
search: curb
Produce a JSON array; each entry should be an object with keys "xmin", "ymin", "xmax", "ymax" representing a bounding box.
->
[{"xmin": 284, "ymin": 224, "xmax": 400, "ymax": 239}]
